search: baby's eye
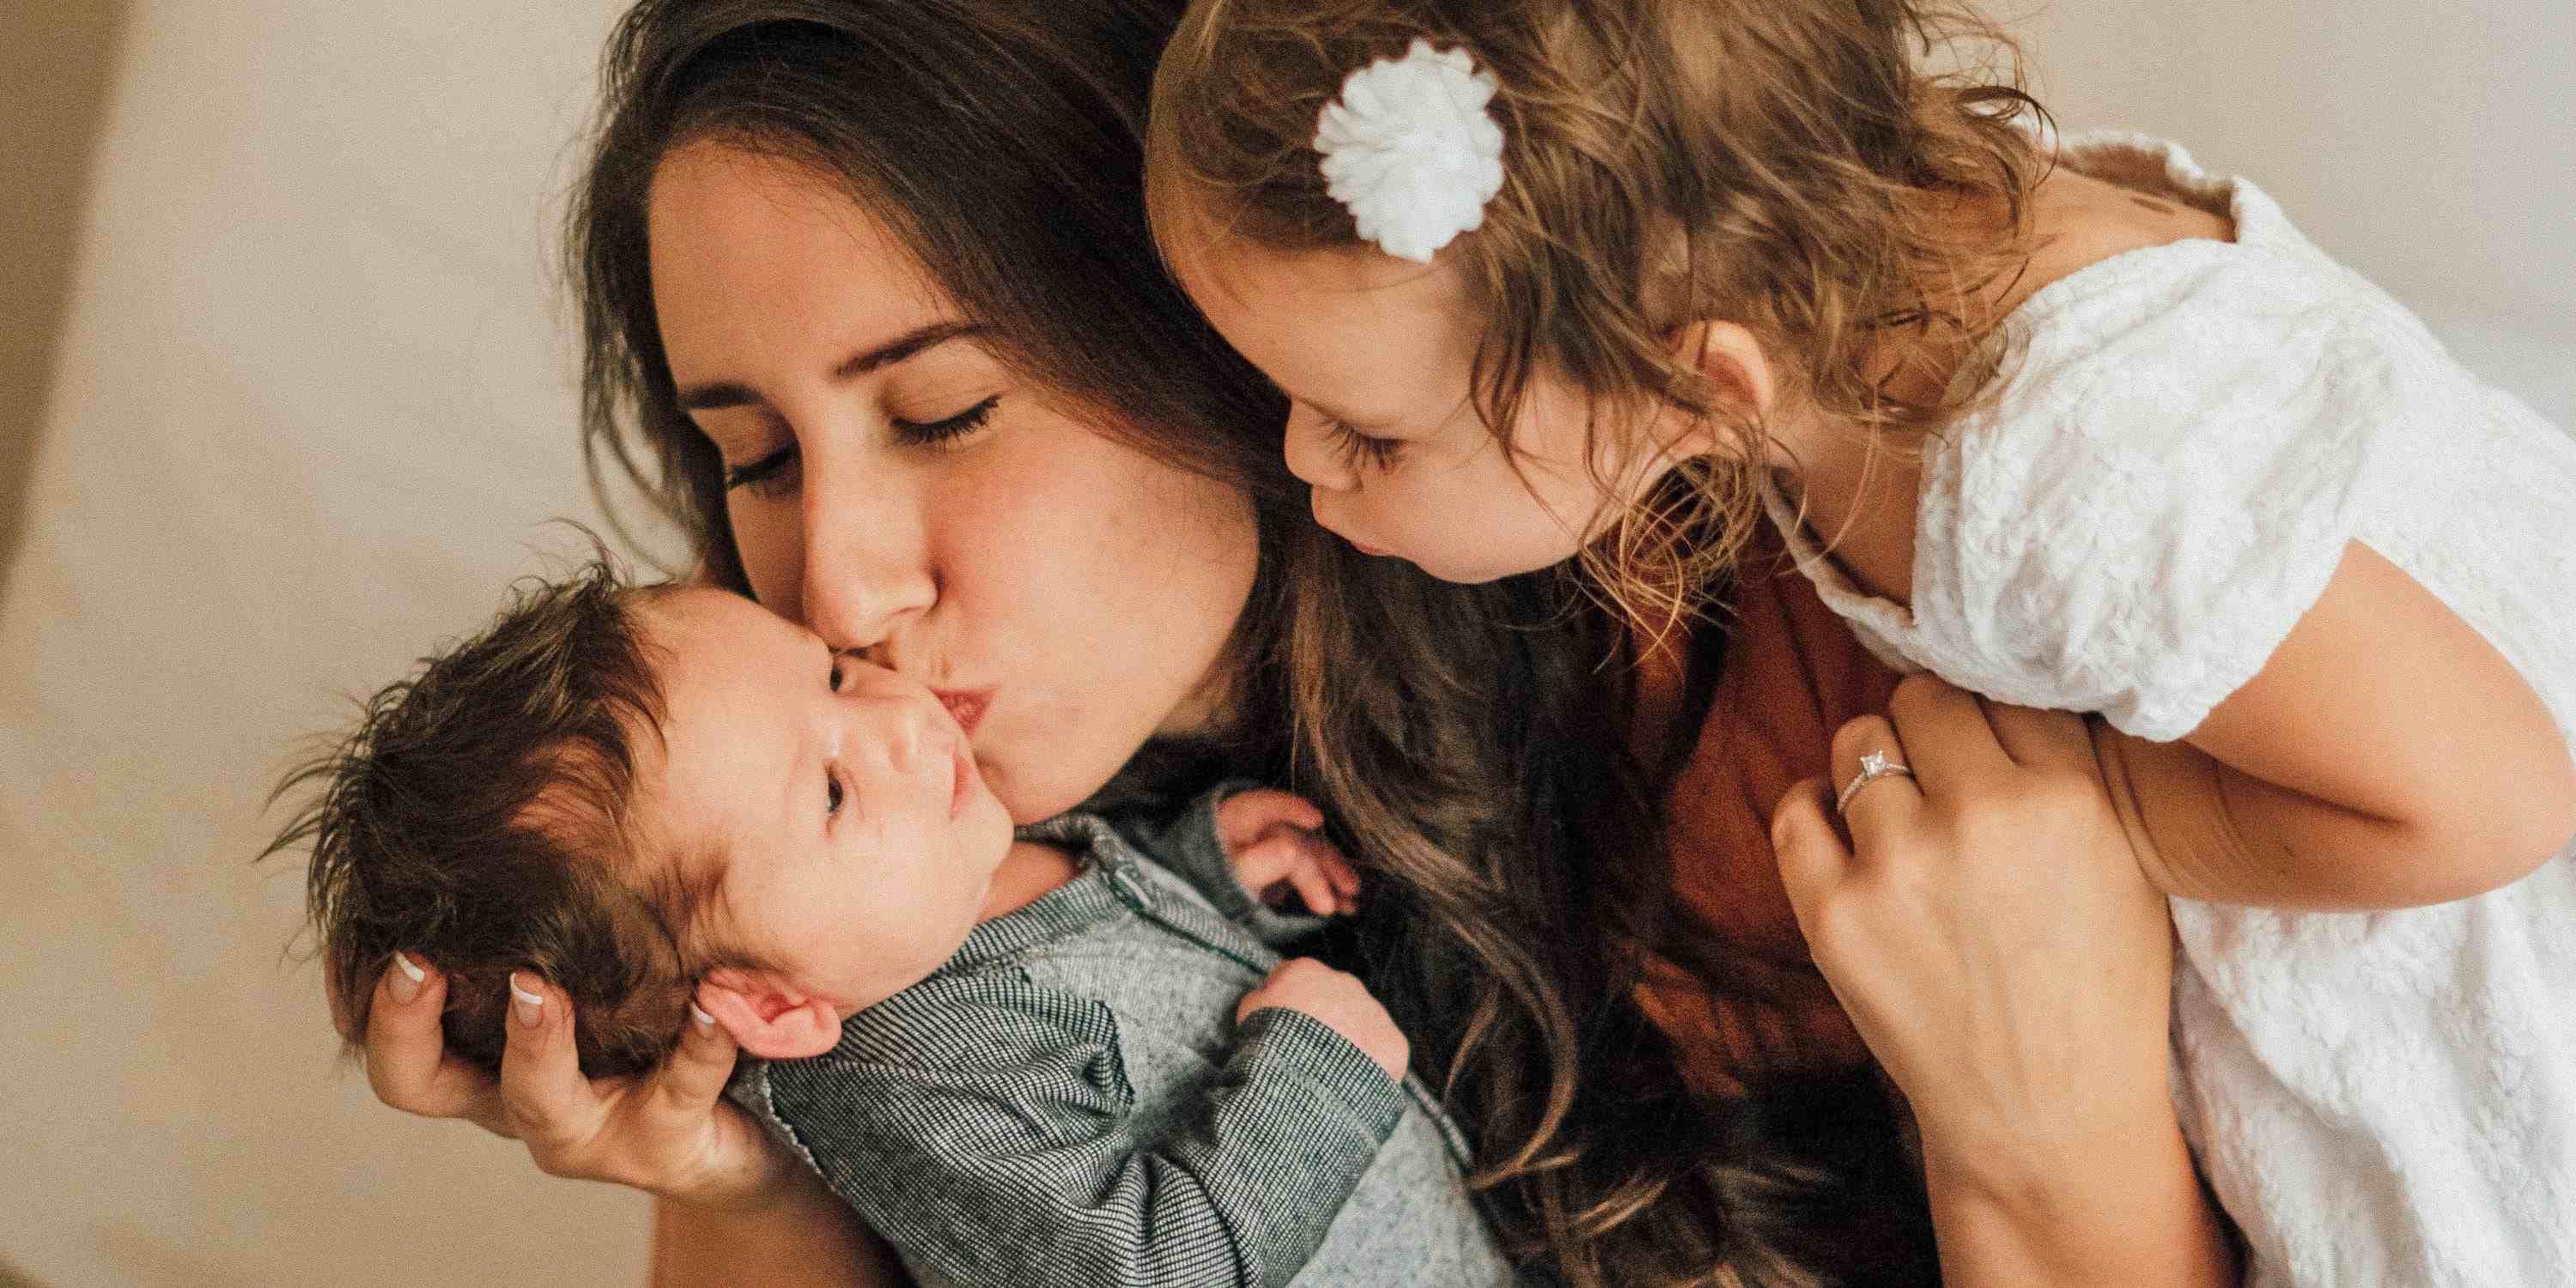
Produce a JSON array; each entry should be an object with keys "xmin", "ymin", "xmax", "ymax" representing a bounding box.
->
[
  {"xmin": 829, "ymin": 659, "xmax": 845, "ymax": 692},
  {"xmin": 827, "ymin": 770, "xmax": 845, "ymax": 817}
]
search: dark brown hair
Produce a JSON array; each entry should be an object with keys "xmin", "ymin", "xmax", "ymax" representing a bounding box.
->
[
  {"xmin": 267, "ymin": 562, "xmax": 757, "ymax": 1080},
  {"xmin": 570, "ymin": 0, "xmax": 1302, "ymax": 602},
  {"xmin": 1148, "ymin": 0, "xmax": 2048, "ymax": 641},
  {"xmin": 564, "ymin": 3, "xmax": 1929, "ymax": 1284}
]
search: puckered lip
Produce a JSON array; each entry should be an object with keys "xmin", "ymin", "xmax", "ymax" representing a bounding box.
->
[{"xmin": 931, "ymin": 687, "xmax": 993, "ymax": 737}]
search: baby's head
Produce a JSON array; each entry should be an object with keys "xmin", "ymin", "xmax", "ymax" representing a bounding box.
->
[
  {"xmin": 1145, "ymin": 0, "xmax": 2044, "ymax": 611},
  {"xmin": 273, "ymin": 563, "xmax": 1013, "ymax": 1077}
]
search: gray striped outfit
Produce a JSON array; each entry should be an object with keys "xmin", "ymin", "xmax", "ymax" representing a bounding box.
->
[{"xmin": 726, "ymin": 786, "xmax": 1519, "ymax": 1288}]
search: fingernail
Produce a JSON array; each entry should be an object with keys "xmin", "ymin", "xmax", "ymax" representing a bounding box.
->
[
  {"xmin": 508, "ymin": 971, "xmax": 545, "ymax": 1026},
  {"xmin": 389, "ymin": 951, "xmax": 426, "ymax": 1003},
  {"xmin": 689, "ymin": 1002, "xmax": 715, "ymax": 1029}
]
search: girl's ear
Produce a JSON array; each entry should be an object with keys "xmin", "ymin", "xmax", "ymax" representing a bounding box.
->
[
  {"xmin": 1677, "ymin": 320, "xmax": 1778, "ymax": 420},
  {"xmin": 696, "ymin": 970, "xmax": 843, "ymax": 1060}
]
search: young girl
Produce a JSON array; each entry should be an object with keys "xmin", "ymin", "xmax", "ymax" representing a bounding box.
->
[{"xmin": 1145, "ymin": 1, "xmax": 2576, "ymax": 1284}]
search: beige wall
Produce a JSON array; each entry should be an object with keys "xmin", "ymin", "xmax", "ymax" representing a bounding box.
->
[
  {"xmin": 2020, "ymin": 0, "xmax": 2575, "ymax": 416},
  {"xmin": 1, "ymin": 3, "xmax": 2567, "ymax": 1287}
]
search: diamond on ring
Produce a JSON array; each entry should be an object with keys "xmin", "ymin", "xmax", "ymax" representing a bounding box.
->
[{"xmin": 1836, "ymin": 750, "xmax": 1917, "ymax": 813}]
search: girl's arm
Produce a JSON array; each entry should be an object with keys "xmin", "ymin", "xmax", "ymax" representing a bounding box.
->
[
  {"xmin": 2121, "ymin": 542, "xmax": 2575, "ymax": 909},
  {"xmin": 1771, "ymin": 677, "xmax": 2240, "ymax": 1286}
]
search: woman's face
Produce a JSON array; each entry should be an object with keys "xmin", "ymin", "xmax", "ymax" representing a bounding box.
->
[{"xmin": 646, "ymin": 142, "xmax": 1261, "ymax": 824}]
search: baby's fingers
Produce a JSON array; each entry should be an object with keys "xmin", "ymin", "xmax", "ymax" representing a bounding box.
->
[
  {"xmin": 361, "ymin": 953, "xmax": 510, "ymax": 1135},
  {"xmin": 1230, "ymin": 832, "xmax": 1309, "ymax": 897},
  {"xmin": 1285, "ymin": 852, "xmax": 1345, "ymax": 918},
  {"xmin": 1312, "ymin": 839, "xmax": 1363, "ymax": 902},
  {"xmin": 1216, "ymin": 787, "xmax": 1326, "ymax": 851}
]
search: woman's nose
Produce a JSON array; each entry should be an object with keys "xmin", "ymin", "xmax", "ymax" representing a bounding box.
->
[
  {"xmin": 1281, "ymin": 410, "xmax": 1354, "ymax": 494},
  {"xmin": 798, "ymin": 459, "xmax": 936, "ymax": 656}
]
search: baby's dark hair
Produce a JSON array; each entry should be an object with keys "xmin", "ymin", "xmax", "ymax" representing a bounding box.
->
[{"xmin": 267, "ymin": 560, "xmax": 756, "ymax": 1080}]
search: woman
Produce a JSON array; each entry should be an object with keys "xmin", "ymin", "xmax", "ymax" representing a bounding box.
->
[{"xmin": 354, "ymin": 1, "xmax": 2229, "ymax": 1283}]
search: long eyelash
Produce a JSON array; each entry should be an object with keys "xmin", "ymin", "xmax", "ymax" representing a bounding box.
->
[
  {"xmin": 894, "ymin": 395, "xmax": 1000, "ymax": 447},
  {"xmin": 1324, "ymin": 417, "xmax": 1401, "ymax": 471},
  {"xmin": 723, "ymin": 447, "xmax": 795, "ymax": 493},
  {"xmin": 720, "ymin": 395, "xmax": 999, "ymax": 494}
]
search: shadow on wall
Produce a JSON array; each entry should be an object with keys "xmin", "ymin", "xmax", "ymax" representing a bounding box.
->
[{"xmin": 0, "ymin": 0, "xmax": 128, "ymax": 597}]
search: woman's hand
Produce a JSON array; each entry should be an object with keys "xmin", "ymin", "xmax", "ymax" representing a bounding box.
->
[
  {"xmin": 1770, "ymin": 677, "xmax": 2236, "ymax": 1285},
  {"xmin": 1770, "ymin": 675, "xmax": 2173, "ymax": 1157},
  {"xmin": 355, "ymin": 957, "xmax": 794, "ymax": 1211}
]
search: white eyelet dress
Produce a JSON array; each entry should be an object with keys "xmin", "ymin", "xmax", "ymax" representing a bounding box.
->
[{"xmin": 1766, "ymin": 131, "xmax": 2576, "ymax": 1287}]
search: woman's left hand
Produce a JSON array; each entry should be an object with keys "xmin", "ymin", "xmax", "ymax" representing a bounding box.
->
[{"xmin": 1768, "ymin": 675, "xmax": 2178, "ymax": 1173}]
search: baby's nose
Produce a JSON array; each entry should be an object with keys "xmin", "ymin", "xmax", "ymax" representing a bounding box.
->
[{"xmin": 858, "ymin": 694, "xmax": 938, "ymax": 775}]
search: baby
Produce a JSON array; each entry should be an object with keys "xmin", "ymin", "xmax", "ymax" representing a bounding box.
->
[{"xmin": 274, "ymin": 562, "xmax": 1514, "ymax": 1287}]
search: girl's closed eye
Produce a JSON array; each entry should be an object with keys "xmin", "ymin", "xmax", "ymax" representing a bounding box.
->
[{"xmin": 1323, "ymin": 416, "xmax": 1404, "ymax": 471}]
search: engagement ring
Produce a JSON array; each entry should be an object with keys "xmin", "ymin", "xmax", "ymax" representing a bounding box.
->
[{"xmin": 1836, "ymin": 750, "xmax": 1916, "ymax": 813}]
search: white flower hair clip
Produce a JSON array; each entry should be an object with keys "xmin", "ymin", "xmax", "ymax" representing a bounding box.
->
[{"xmin": 1313, "ymin": 38, "xmax": 1506, "ymax": 264}]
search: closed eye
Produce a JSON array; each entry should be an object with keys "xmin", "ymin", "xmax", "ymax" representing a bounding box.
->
[
  {"xmin": 720, "ymin": 395, "xmax": 1001, "ymax": 496},
  {"xmin": 1323, "ymin": 416, "xmax": 1403, "ymax": 471},
  {"xmin": 723, "ymin": 444, "xmax": 798, "ymax": 495},
  {"xmin": 894, "ymin": 395, "xmax": 1000, "ymax": 448}
]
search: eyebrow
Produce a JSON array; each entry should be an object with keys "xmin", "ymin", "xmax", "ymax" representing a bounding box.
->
[
  {"xmin": 674, "ymin": 321, "xmax": 987, "ymax": 412},
  {"xmin": 1301, "ymin": 391, "xmax": 1401, "ymax": 433}
]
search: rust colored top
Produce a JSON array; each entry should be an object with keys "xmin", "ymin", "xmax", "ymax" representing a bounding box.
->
[{"xmin": 1631, "ymin": 531, "xmax": 1902, "ymax": 1099}]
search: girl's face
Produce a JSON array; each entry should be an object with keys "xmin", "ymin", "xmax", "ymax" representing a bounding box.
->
[
  {"xmin": 647, "ymin": 142, "xmax": 1261, "ymax": 823},
  {"xmin": 1175, "ymin": 241, "xmax": 1680, "ymax": 585}
]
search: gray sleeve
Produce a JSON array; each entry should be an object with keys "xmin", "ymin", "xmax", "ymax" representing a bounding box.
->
[
  {"xmin": 734, "ymin": 975, "xmax": 1407, "ymax": 1288},
  {"xmin": 1119, "ymin": 780, "xmax": 1331, "ymax": 951}
]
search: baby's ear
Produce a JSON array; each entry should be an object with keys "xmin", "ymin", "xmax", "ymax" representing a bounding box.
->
[{"xmin": 696, "ymin": 970, "xmax": 843, "ymax": 1060}]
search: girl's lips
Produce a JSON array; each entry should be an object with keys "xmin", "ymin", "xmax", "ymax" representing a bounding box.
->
[{"xmin": 933, "ymin": 688, "xmax": 992, "ymax": 735}]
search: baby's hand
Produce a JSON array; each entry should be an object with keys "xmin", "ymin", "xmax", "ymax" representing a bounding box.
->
[
  {"xmin": 1217, "ymin": 787, "xmax": 1361, "ymax": 917},
  {"xmin": 1236, "ymin": 958, "xmax": 1409, "ymax": 1082}
]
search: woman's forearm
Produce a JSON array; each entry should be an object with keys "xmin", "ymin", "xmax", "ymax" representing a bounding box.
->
[
  {"xmin": 1918, "ymin": 1103, "xmax": 2239, "ymax": 1288},
  {"xmin": 648, "ymin": 1170, "xmax": 908, "ymax": 1288}
]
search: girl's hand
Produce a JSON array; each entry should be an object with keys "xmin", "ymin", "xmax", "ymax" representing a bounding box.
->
[
  {"xmin": 1768, "ymin": 676, "xmax": 2178, "ymax": 1172},
  {"xmin": 355, "ymin": 956, "xmax": 798, "ymax": 1212},
  {"xmin": 1218, "ymin": 787, "xmax": 1362, "ymax": 916}
]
